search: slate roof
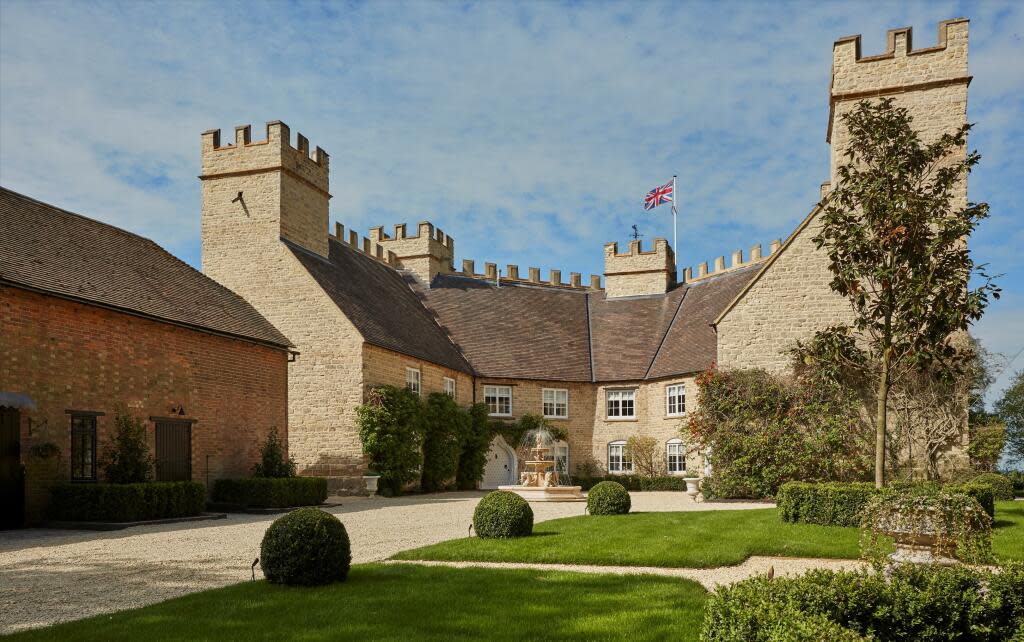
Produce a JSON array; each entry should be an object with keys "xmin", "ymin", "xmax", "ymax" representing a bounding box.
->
[
  {"xmin": 420, "ymin": 274, "xmax": 592, "ymax": 381},
  {"xmin": 286, "ymin": 238, "xmax": 473, "ymax": 373},
  {"xmin": 0, "ymin": 187, "xmax": 292, "ymax": 348},
  {"xmin": 406, "ymin": 267, "xmax": 758, "ymax": 382}
]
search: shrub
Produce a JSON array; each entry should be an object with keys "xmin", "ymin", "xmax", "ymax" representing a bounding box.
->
[
  {"xmin": 587, "ymin": 481, "xmax": 631, "ymax": 515},
  {"xmin": 625, "ymin": 436, "xmax": 659, "ymax": 478},
  {"xmin": 421, "ymin": 393, "xmax": 470, "ymax": 492},
  {"xmin": 252, "ymin": 427, "xmax": 296, "ymax": 478},
  {"xmin": 357, "ymin": 385, "xmax": 425, "ymax": 496},
  {"xmin": 260, "ymin": 508, "xmax": 350, "ymax": 585},
  {"xmin": 686, "ymin": 368, "xmax": 872, "ymax": 499},
  {"xmin": 573, "ymin": 475, "xmax": 686, "ymax": 491},
  {"xmin": 473, "ymin": 490, "xmax": 533, "ymax": 538},
  {"xmin": 101, "ymin": 405, "xmax": 153, "ymax": 484},
  {"xmin": 1007, "ymin": 470, "xmax": 1024, "ymax": 497},
  {"xmin": 860, "ymin": 485, "xmax": 993, "ymax": 565},
  {"xmin": 212, "ymin": 477, "xmax": 327, "ymax": 508},
  {"xmin": 968, "ymin": 472, "xmax": 1015, "ymax": 501},
  {"xmin": 50, "ymin": 481, "xmax": 204, "ymax": 522},
  {"xmin": 456, "ymin": 403, "xmax": 492, "ymax": 490},
  {"xmin": 702, "ymin": 563, "xmax": 1024, "ymax": 642},
  {"xmin": 944, "ymin": 480, "xmax": 995, "ymax": 518},
  {"xmin": 777, "ymin": 482, "xmax": 877, "ymax": 527}
]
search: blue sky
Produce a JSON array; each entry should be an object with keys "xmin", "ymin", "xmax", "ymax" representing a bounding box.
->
[{"xmin": 1, "ymin": 0, "xmax": 1022, "ymax": 403}]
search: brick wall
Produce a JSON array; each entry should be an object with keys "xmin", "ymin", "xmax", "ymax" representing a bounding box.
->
[{"xmin": 0, "ymin": 285, "xmax": 288, "ymax": 523}]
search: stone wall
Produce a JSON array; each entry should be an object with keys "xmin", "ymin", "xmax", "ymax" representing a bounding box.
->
[{"xmin": 0, "ymin": 286, "xmax": 288, "ymax": 523}]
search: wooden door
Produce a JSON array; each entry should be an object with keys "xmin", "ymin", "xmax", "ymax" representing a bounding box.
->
[
  {"xmin": 0, "ymin": 407, "xmax": 24, "ymax": 529},
  {"xmin": 155, "ymin": 420, "xmax": 192, "ymax": 482}
]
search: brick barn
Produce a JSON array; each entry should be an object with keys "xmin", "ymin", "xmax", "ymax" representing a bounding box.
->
[{"xmin": 0, "ymin": 188, "xmax": 292, "ymax": 526}]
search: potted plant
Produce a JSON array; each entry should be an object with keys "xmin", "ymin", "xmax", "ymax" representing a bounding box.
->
[
  {"xmin": 683, "ymin": 474, "xmax": 701, "ymax": 498},
  {"xmin": 362, "ymin": 470, "xmax": 381, "ymax": 496}
]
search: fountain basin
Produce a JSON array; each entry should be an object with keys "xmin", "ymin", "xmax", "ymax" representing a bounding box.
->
[{"xmin": 499, "ymin": 485, "xmax": 585, "ymax": 502}]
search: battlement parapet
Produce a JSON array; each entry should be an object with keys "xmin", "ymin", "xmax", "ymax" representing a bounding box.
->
[
  {"xmin": 828, "ymin": 19, "xmax": 969, "ymax": 143},
  {"xmin": 201, "ymin": 121, "xmax": 329, "ymax": 194},
  {"xmin": 682, "ymin": 239, "xmax": 779, "ymax": 284},
  {"xmin": 456, "ymin": 259, "xmax": 599, "ymax": 291}
]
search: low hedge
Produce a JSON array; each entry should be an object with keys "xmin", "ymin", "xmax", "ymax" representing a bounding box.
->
[
  {"xmin": 777, "ymin": 482, "xmax": 878, "ymax": 527},
  {"xmin": 212, "ymin": 477, "xmax": 328, "ymax": 509},
  {"xmin": 968, "ymin": 472, "xmax": 1015, "ymax": 501},
  {"xmin": 703, "ymin": 563, "xmax": 1024, "ymax": 642},
  {"xmin": 50, "ymin": 481, "xmax": 205, "ymax": 522},
  {"xmin": 574, "ymin": 475, "xmax": 689, "ymax": 491},
  {"xmin": 778, "ymin": 480, "xmax": 997, "ymax": 527}
]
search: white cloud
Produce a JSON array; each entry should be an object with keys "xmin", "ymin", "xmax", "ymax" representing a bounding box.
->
[{"xmin": 1, "ymin": 0, "xmax": 1022, "ymax": 396}]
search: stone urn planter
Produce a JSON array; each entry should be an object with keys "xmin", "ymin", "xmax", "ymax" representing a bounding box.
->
[
  {"xmin": 362, "ymin": 472, "xmax": 381, "ymax": 497},
  {"xmin": 684, "ymin": 476, "xmax": 700, "ymax": 499},
  {"xmin": 876, "ymin": 508, "xmax": 957, "ymax": 566}
]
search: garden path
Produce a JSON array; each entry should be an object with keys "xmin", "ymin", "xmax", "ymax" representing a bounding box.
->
[
  {"xmin": 384, "ymin": 557, "xmax": 868, "ymax": 590},
  {"xmin": 0, "ymin": 491, "xmax": 768, "ymax": 633}
]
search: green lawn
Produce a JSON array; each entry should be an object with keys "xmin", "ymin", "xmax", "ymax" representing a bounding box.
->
[
  {"xmin": 395, "ymin": 502, "xmax": 1024, "ymax": 568},
  {"xmin": 6, "ymin": 564, "xmax": 707, "ymax": 642},
  {"xmin": 994, "ymin": 500, "xmax": 1024, "ymax": 561}
]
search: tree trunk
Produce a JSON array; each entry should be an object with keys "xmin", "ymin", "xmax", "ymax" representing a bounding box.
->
[{"xmin": 875, "ymin": 356, "xmax": 890, "ymax": 488}]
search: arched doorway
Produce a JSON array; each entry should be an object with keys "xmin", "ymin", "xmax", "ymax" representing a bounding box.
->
[{"xmin": 481, "ymin": 435, "xmax": 517, "ymax": 489}]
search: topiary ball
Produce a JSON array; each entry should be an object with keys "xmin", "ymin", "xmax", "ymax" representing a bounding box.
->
[
  {"xmin": 587, "ymin": 481, "xmax": 631, "ymax": 515},
  {"xmin": 473, "ymin": 490, "xmax": 534, "ymax": 538},
  {"xmin": 260, "ymin": 507, "xmax": 351, "ymax": 585}
]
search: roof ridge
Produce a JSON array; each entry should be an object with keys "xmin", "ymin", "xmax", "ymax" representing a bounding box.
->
[{"xmin": 643, "ymin": 286, "xmax": 689, "ymax": 380}]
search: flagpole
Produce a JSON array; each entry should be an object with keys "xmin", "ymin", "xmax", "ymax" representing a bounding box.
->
[{"xmin": 672, "ymin": 175, "xmax": 678, "ymax": 254}]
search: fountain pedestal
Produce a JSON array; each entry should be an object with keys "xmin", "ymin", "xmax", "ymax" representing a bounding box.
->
[{"xmin": 499, "ymin": 444, "xmax": 583, "ymax": 502}]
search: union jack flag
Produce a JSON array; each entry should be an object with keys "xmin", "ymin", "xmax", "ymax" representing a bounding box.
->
[{"xmin": 644, "ymin": 179, "xmax": 674, "ymax": 211}]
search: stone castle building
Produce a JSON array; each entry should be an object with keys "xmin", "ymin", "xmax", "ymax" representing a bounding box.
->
[{"xmin": 199, "ymin": 19, "xmax": 972, "ymax": 490}]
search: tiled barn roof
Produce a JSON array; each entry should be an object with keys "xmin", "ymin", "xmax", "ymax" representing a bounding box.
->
[
  {"xmin": 286, "ymin": 238, "xmax": 473, "ymax": 373},
  {"xmin": 0, "ymin": 187, "xmax": 292, "ymax": 348}
]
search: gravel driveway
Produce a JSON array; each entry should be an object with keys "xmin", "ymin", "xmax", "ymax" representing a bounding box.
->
[{"xmin": 0, "ymin": 492, "xmax": 769, "ymax": 633}]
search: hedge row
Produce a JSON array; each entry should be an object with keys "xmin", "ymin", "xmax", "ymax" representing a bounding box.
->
[
  {"xmin": 778, "ymin": 480, "xmax": 997, "ymax": 527},
  {"xmin": 777, "ymin": 482, "xmax": 877, "ymax": 527},
  {"xmin": 212, "ymin": 477, "xmax": 328, "ymax": 508},
  {"xmin": 702, "ymin": 563, "xmax": 1024, "ymax": 641},
  {"xmin": 50, "ymin": 481, "xmax": 205, "ymax": 522},
  {"xmin": 573, "ymin": 475, "xmax": 690, "ymax": 491}
]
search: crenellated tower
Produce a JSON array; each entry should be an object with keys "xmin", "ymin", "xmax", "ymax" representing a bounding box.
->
[
  {"xmin": 200, "ymin": 121, "xmax": 331, "ymax": 291},
  {"xmin": 603, "ymin": 238, "xmax": 676, "ymax": 298},
  {"xmin": 828, "ymin": 19, "xmax": 970, "ymax": 208},
  {"xmin": 368, "ymin": 222, "xmax": 454, "ymax": 285}
]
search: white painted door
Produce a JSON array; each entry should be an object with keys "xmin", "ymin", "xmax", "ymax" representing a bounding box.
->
[{"xmin": 481, "ymin": 436, "xmax": 516, "ymax": 489}]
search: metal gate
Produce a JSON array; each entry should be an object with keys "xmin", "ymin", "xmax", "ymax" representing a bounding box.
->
[
  {"xmin": 155, "ymin": 420, "xmax": 192, "ymax": 482},
  {"xmin": 0, "ymin": 407, "xmax": 24, "ymax": 529}
]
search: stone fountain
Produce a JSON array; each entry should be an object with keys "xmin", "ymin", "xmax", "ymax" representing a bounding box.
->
[{"xmin": 499, "ymin": 429, "xmax": 583, "ymax": 502}]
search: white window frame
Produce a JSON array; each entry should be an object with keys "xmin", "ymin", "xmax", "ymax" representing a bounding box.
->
[
  {"xmin": 443, "ymin": 377, "xmax": 456, "ymax": 398},
  {"xmin": 542, "ymin": 388, "xmax": 569, "ymax": 419},
  {"xmin": 606, "ymin": 389, "xmax": 636, "ymax": 420},
  {"xmin": 405, "ymin": 367, "xmax": 421, "ymax": 397},
  {"xmin": 551, "ymin": 440, "xmax": 569, "ymax": 477},
  {"xmin": 607, "ymin": 440, "xmax": 633, "ymax": 474},
  {"xmin": 484, "ymin": 385, "xmax": 512, "ymax": 417},
  {"xmin": 666, "ymin": 383, "xmax": 686, "ymax": 417},
  {"xmin": 666, "ymin": 438, "xmax": 686, "ymax": 475}
]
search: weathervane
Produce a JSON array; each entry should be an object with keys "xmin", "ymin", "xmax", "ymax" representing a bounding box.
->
[{"xmin": 630, "ymin": 225, "xmax": 643, "ymax": 241}]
